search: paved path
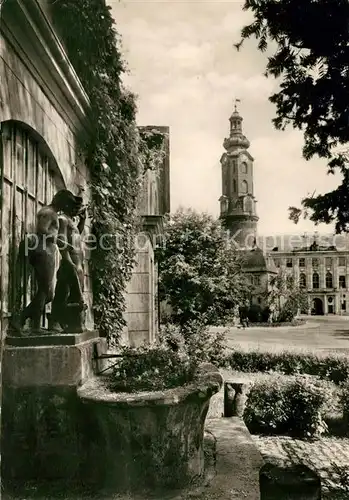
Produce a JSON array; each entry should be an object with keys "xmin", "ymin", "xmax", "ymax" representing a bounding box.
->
[
  {"xmin": 253, "ymin": 434, "xmax": 349, "ymax": 495},
  {"xmin": 211, "ymin": 316, "xmax": 349, "ymax": 354},
  {"xmin": 207, "ymin": 368, "xmax": 349, "ymax": 497}
]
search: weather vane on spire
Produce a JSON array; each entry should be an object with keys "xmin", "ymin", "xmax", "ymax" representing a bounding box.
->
[{"xmin": 234, "ymin": 98, "xmax": 241, "ymax": 112}]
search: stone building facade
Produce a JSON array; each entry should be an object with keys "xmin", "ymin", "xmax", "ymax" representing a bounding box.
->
[
  {"xmin": 123, "ymin": 126, "xmax": 170, "ymax": 347},
  {"xmin": 271, "ymin": 240, "xmax": 349, "ymax": 315},
  {"xmin": 0, "ymin": 0, "xmax": 94, "ymax": 337},
  {"xmin": 0, "ymin": 1, "xmax": 170, "ymax": 349}
]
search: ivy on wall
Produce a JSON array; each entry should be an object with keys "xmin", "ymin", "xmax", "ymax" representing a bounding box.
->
[{"xmin": 52, "ymin": 0, "xmax": 166, "ymax": 344}]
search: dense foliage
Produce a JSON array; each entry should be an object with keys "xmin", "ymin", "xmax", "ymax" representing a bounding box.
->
[
  {"xmin": 228, "ymin": 349, "xmax": 349, "ymax": 385},
  {"xmin": 110, "ymin": 345, "xmax": 195, "ymax": 392},
  {"xmin": 110, "ymin": 322, "xmax": 227, "ymax": 392},
  {"xmin": 161, "ymin": 322, "xmax": 228, "ymax": 367},
  {"xmin": 244, "ymin": 376, "xmax": 329, "ymax": 437},
  {"xmin": 52, "ymin": 0, "xmax": 165, "ymax": 343},
  {"xmin": 266, "ymin": 270, "xmax": 308, "ymax": 322},
  {"xmin": 236, "ymin": 0, "xmax": 349, "ymax": 232},
  {"xmin": 156, "ymin": 209, "xmax": 247, "ymax": 327},
  {"xmin": 339, "ymin": 382, "xmax": 349, "ymax": 423}
]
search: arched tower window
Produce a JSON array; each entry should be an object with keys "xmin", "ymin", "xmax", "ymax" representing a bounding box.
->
[
  {"xmin": 241, "ymin": 162, "xmax": 248, "ymax": 174},
  {"xmin": 326, "ymin": 271, "xmax": 333, "ymax": 289},
  {"xmin": 233, "ymin": 179, "xmax": 237, "ymax": 193},
  {"xmin": 1, "ymin": 121, "xmax": 64, "ymax": 324},
  {"xmin": 299, "ymin": 273, "xmax": 306, "ymax": 288},
  {"xmin": 241, "ymin": 180, "xmax": 248, "ymax": 194},
  {"xmin": 312, "ymin": 272, "xmax": 320, "ymax": 289},
  {"xmin": 244, "ymin": 196, "xmax": 253, "ymax": 213}
]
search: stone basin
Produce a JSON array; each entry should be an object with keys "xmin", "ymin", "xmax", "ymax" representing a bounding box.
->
[{"xmin": 77, "ymin": 362, "xmax": 223, "ymax": 493}]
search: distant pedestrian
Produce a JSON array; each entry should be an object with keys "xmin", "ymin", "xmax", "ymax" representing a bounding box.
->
[{"xmin": 239, "ymin": 306, "xmax": 249, "ymax": 329}]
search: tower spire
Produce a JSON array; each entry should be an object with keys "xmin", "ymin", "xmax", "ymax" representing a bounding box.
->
[
  {"xmin": 234, "ymin": 98, "xmax": 241, "ymax": 112},
  {"xmin": 219, "ymin": 98, "xmax": 258, "ymax": 249}
]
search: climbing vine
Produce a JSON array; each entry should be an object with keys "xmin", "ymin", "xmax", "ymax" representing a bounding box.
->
[{"xmin": 52, "ymin": 0, "xmax": 166, "ymax": 344}]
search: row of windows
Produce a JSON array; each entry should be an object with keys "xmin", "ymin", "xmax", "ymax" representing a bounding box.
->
[
  {"xmin": 278, "ymin": 256, "xmax": 347, "ymax": 268},
  {"xmin": 299, "ymin": 272, "xmax": 346, "ymax": 289}
]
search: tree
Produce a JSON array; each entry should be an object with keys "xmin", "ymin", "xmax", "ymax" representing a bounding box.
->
[
  {"xmin": 236, "ymin": 0, "xmax": 349, "ymax": 232},
  {"xmin": 265, "ymin": 270, "xmax": 308, "ymax": 322},
  {"xmin": 156, "ymin": 209, "xmax": 248, "ymax": 327}
]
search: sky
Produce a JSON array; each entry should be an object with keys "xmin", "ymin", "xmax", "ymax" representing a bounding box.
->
[{"xmin": 109, "ymin": 0, "xmax": 341, "ymax": 237}]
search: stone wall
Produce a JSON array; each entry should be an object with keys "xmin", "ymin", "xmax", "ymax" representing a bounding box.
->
[
  {"xmin": 2, "ymin": 334, "xmax": 107, "ymax": 484},
  {"xmin": 124, "ymin": 128, "xmax": 170, "ymax": 347},
  {"xmin": 126, "ymin": 239, "xmax": 157, "ymax": 347}
]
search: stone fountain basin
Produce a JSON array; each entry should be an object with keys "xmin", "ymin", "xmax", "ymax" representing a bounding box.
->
[{"xmin": 77, "ymin": 362, "xmax": 222, "ymax": 493}]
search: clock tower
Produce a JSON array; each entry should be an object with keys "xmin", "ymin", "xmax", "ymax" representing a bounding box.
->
[{"xmin": 219, "ymin": 103, "xmax": 259, "ymax": 249}]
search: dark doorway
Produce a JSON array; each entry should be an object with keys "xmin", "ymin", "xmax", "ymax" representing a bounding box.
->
[{"xmin": 312, "ymin": 298, "xmax": 324, "ymax": 315}]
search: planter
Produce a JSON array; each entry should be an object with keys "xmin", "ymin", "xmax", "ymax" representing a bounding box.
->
[{"xmin": 77, "ymin": 362, "xmax": 222, "ymax": 493}]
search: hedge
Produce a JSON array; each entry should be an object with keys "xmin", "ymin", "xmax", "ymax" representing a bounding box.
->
[
  {"xmin": 228, "ymin": 349, "xmax": 349, "ymax": 385},
  {"xmin": 244, "ymin": 376, "xmax": 329, "ymax": 438}
]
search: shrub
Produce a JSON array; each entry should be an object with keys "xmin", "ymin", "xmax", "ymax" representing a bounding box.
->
[
  {"xmin": 110, "ymin": 322, "xmax": 227, "ymax": 393},
  {"xmin": 160, "ymin": 321, "xmax": 228, "ymax": 368},
  {"xmin": 339, "ymin": 382, "xmax": 349, "ymax": 422},
  {"xmin": 228, "ymin": 349, "xmax": 349, "ymax": 385},
  {"xmin": 110, "ymin": 344, "xmax": 195, "ymax": 393},
  {"xmin": 244, "ymin": 376, "xmax": 328, "ymax": 438},
  {"xmin": 286, "ymin": 379, "xmax": 329, "ymax": 437},
  {"xmin": 243, "ymin": 379, "xmax": 289, "ymax": 434}
]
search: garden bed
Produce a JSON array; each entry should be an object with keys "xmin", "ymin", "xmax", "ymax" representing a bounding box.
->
[{"xmin": 243, "ymin": 318, "xmax": 306, "ymax": 328}]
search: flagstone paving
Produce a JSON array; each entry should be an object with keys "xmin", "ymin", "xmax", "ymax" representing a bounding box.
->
[{"xmin": 253, "ymin": 434, "xmax": 349, "ymax": 494}]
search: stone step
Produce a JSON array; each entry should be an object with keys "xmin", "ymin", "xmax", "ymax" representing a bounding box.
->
[{"xmin": 204, "ymin": 417, "xmax": 264, "ymax": 500}]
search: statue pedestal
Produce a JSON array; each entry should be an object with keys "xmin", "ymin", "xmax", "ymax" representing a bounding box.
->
[{"xmin": 2, "ymin": 331, "xmax": 107, "ymax": 485}]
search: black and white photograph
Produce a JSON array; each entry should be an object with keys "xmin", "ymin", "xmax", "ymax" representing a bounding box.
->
[{"xmin": 0, "ymin": 0, "xmax": 349, "ymax": 498}]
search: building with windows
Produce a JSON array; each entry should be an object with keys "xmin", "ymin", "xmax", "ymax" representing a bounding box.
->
[
  {"xmin": 271, "ymin": 240, "xmax": 349, "ymax": 315},
  {"xmin": 219, "ymin": 103, "xmax": 349, "ymax": 316}
]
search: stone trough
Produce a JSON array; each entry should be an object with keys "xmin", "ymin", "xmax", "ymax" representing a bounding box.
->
[{"xmin": 77, "ymin": 363, "xmax": 223, "ymax": 493}]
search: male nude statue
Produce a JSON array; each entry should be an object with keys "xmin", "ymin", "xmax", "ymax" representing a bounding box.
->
[
  {"xmin": 11, "ymin": 189, "xmax": 86, "ymax": 335},
  {"xmin": 48, "ymin": 191, "xmax": 86, "ymax": 333}
]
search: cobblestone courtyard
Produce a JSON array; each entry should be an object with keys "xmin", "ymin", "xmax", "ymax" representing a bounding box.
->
[{"xmin": 253, "ymin": 435, "xmax": 349, "ymax": 495}]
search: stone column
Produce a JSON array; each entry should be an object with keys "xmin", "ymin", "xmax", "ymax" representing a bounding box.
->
[
  {"xmin": 306, "ymin": 259, "xmax": 312, "ymax": 292},
  {"xmin": 319, "ymin": 261, "xmax": 326, "ymax": 289},
  {"xmin": 324, "ymin": 295, "xmax": 328, "ymax": 315},
  {"xmin": 2, "ymin": 331, "xmax": 107, "ymax": 484}
]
